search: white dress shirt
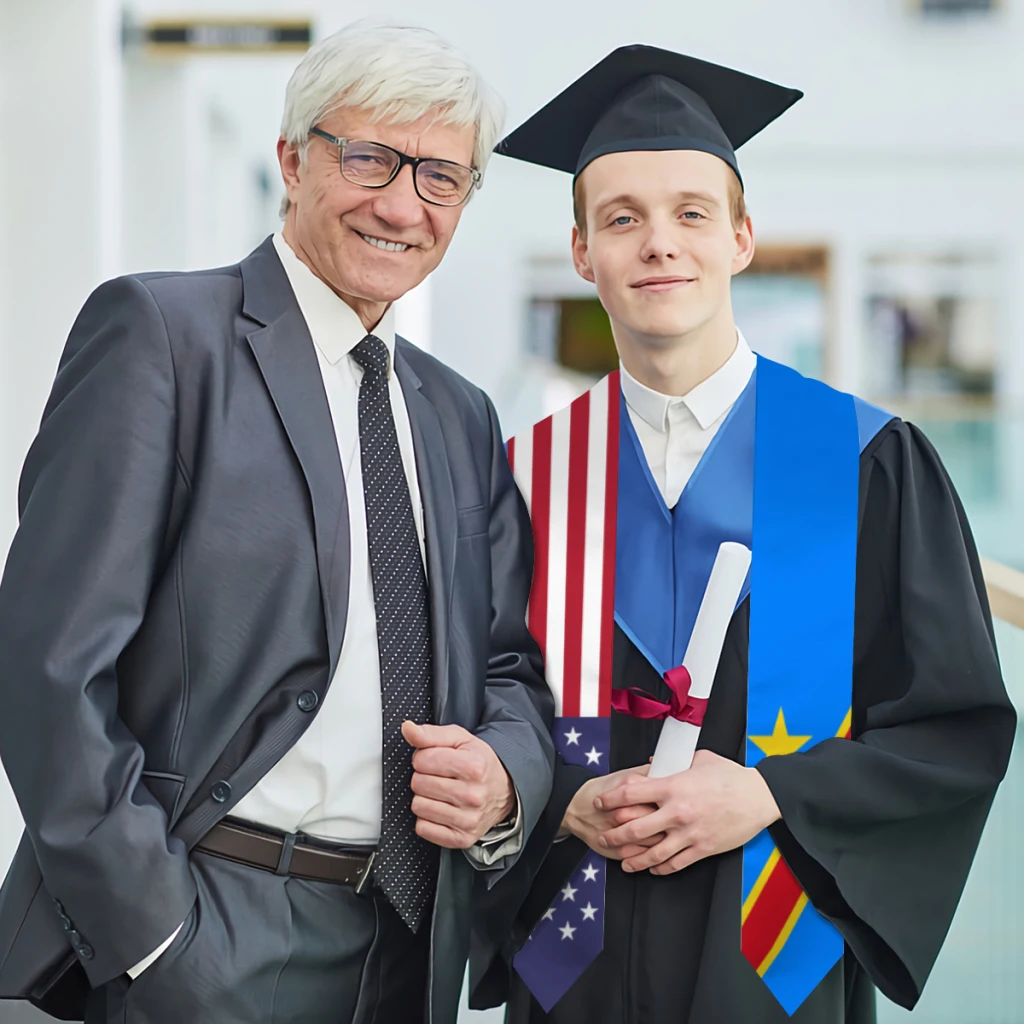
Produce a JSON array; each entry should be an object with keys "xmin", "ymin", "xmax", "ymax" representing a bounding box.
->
[
  {"xmin": 619, "ymin": 331, "xmax": 757, "ymax": 507},
  {"xmin": 129, "ymin": 233, "xmax": 519, "ymax": 979}
]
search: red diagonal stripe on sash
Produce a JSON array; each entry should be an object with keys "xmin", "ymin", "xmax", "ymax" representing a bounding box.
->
[
  {"xmin": 529, "ymin": 417, "xmax": 552, "ymax": 656},
  {"xmin": 599, "ymin": 372, "xmax": 620, "ymax": 716},
  {"xmin": 741, "ymin": 854, "xmax": 805, "ymax": 973},
  {"xmin": 562, "ymin": 393, "xmax": 590, "ymax": 717}
]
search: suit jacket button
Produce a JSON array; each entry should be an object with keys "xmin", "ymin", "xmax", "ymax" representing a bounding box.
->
[
  {"xmin": 68, "ymin": 930, "xmax": 81, "ymax": 946},
  {"xmin": 297, "ymin": 690, "xmax": 318, "ymax": 712},
  {"xmin": 78, "ymin": 944, "xmax": 94, "ymax": 960},
  {"xmin": 60, "ymin": 915, "xmax": 72, "ymax": 931},
  {"xmin": 211, "ymin": 781, "xmax": 232, "ymax": 803}
]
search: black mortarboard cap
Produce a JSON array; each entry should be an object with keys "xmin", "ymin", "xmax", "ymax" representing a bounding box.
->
[{"xmin": 496, "ymin": 45, "xmax": 803, "ymax": 190}]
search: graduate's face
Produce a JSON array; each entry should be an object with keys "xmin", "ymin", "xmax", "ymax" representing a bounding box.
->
[
  {"xmin": 278, "ymin": 107, "xmax": 475, "ymax": 328},
  {"xmin": 572, "ymin": 150, "xmax": 754, "ymax": 344}
]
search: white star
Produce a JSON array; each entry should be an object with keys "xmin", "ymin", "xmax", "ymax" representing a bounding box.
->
[
  {"xmin": 542, "ymin": 907, "xmax": 555, "ymax": 921},
  {"xmin": 564, "ymin": 727, "xmax": 582, "ymax": 746},
  {"xmin": 581, "ymin": 903, "xmax": 598, "ymax": 922},
  {"xmin": 582, "ymin": 863, "xmax": 600, "ymax": 882},
  {"xmin": 585, "ymin": 746, "xmax": 603, "ymax": 765},
  {"xmin": 559, "ymin": 921, "xmax": 576, "ymax": 941},
  {"xmin": 561, "ymin": 883, "xmax": 577, "ymax": 902}
]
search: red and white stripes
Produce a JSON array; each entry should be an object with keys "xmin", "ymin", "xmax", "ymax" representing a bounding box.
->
[{"xmin": 507, "ymin": 372, "xmax": 620, "ymax": 718}]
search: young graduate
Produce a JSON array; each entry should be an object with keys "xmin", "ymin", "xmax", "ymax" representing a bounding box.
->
[{"xmin": 469, "ymin": 45, "xmax": 1017, "ymax": 1024}]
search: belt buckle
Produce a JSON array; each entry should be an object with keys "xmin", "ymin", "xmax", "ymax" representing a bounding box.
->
[{"xmin": 354, "ymin": 850, "xmax": 376, "ymax": 895}]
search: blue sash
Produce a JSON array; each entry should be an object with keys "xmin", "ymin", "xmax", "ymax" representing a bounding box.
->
[{"xmin": 616, "ymin": 355, "xmax": 892, "ymax": 1012}]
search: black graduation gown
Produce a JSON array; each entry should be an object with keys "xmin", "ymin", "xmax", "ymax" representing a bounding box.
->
[{"xmin": 470, "ymin": 419, "xmax": 1017, "ymax": 1024}]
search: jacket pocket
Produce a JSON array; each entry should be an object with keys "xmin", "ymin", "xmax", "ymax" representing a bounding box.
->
[
  {"xmin": 141, "ymin": 771, "xmax": 186, "ymax": 825},
  {"xmin": 123, "ymin": 896, "xmax": 198, "ymax": 1005},
  {"xmin": 456, "ymin": 504, "xmax": 489, "ymax": 539}
]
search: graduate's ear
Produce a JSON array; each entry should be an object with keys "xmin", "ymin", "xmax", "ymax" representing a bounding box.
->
[
  {"xmin": 731, "ymin": 214, "xmax": 755, "ymax": 277},
  {"xmin": 572, "ymin": 225, "xmax": 596, "ymax": 283}
]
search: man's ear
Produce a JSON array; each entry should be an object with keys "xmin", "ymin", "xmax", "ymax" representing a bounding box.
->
[
  {"xmin": 731, "ymin": 214, "xmax": 755, "ymax": 277},
  {"xmin": 278, "ymin": 137, "xmax": 302, "ymax": 205},
  {"xmin": 572, "ymin": 225, "xmax": 596, "ymax": 284}
]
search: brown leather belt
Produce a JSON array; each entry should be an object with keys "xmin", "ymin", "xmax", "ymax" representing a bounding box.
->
[{"xmin": 196, "ymin": 820, "xmax": 376, "ymax": 891}]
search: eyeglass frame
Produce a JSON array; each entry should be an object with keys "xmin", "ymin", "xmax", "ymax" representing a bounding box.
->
[{"xmin": 308, "ymin": 127, "xmax": 482, "ymax": 207}]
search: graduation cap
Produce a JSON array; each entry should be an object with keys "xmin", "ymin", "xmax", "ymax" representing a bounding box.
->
[{"xmin": 496, "ymin": 44, "xmax": 803, "ymax": 190}]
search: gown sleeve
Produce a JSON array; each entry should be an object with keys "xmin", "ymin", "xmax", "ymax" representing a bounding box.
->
[{"xmin": 755, "ymin": 420, "xmax": 1017, "ymax": 1010}]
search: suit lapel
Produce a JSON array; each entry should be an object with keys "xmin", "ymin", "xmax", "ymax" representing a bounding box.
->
[
  {"xmin": 240, "ymin": 238, "xmax": 350, "ymax": 675},
  {"xmin": 395, "ymin": 344, "xmax": 456, "ymax": 724}
]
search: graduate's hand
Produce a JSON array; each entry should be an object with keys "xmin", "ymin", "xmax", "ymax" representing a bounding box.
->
[
  {"xmin": 403, "ymin": 721, "xmax": 516, "ymax": 849},
  {"xmin": 562, "ymin": 765, "xmax": 664, "ymax": 861},
  {"xmin": 595, "ymin": 750, "xmax": 782, "ymax": 875}
]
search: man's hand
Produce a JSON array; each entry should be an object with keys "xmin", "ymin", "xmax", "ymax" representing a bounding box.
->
[
  {"xmin": 596, "ymin": 750, "xmax": 782, "ymax": 875},
  {"xmin": 403, "ymin": 721, "xmax": 516, "ymax": 850},
  {"xmin": 561, "ymin": 764, "xmax": 663, "ymax": 861}
]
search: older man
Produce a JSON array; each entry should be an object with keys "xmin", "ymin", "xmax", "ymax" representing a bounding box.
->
[{"xmin": 0, "ymin": 21, "xmax": 553, "ymax": 1024}]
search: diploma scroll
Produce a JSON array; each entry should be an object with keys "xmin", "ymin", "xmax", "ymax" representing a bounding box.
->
[{"xmin": 648, "ymin": 541, "xmax": 752, "ymax": 778}]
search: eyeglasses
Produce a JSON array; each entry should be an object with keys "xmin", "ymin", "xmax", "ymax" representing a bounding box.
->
[{"xmin": 309, "ymin": 128, "xmax": 481, "ymax": 207}]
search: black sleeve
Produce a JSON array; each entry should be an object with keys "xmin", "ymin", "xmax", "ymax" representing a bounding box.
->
[
  {"xmin": 0, "ymin": 277, "xmax": 198, "ymax": 987},
  {"xmin": 756, "ymin": 420, "xmax": 1017, "ymax": 1010}
]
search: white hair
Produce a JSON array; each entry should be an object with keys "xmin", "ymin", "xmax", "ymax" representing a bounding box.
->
[{"xmin": 279, "ymin": 20, "xmax": 505, "ymax": 216}]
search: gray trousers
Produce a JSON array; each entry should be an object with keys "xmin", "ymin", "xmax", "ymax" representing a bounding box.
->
[{"xmin": 82, "ymin": 849, "xmax": 430, "ymax": 1024}]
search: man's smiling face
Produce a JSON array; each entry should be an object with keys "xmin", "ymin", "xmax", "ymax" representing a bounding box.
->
[{"xmin": 279, "ymin": 106, "xmax": 476, "ymax": 326}]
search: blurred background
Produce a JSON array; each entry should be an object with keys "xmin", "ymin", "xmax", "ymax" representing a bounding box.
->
[{"xmin": 0, "ymin": 0, "xmax": 1022, "ymax": 1020}]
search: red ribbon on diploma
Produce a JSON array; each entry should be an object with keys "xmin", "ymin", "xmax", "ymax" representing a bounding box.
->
[{"xmin": 611, "ymin": 665, "xmax": 708, "ymax": 725}]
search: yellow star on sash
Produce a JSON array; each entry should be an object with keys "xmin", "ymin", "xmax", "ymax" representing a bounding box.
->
[{"xmin": 749, "ymin": 709, "xmax": 812, "ymax": 757}]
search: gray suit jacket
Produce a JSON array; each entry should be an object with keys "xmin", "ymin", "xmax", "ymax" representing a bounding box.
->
[{"xmin": 0, "ymin": 237, "xmax": 554, "ymax": 1022}]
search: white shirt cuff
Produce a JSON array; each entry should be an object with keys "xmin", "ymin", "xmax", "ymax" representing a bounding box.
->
[
  {"xmin": 126, "ymin": 920, "xmax": 184, "ymax": 979},
  {"xmin": 465, "ymin": 789, "xmax": 524, "ymax": 866}
]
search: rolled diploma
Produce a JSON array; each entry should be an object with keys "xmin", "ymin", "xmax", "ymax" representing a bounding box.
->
[{"xmin": 648, "ymin": 541, "xmax": 752, "ymax": 778}]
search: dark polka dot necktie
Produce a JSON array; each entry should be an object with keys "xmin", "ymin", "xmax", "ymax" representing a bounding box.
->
[{"xmin": 351, "ymin": 334, "xmax": 437, "ymax": 932}]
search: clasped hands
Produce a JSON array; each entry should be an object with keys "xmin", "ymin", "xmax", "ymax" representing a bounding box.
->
[
  {"xmin": 401, "ymin": 721, "xmax": 515, "ymax": 850},
  {"xmin": 561, "ymin": 750, "xmax": 782, "ymax": 876}
]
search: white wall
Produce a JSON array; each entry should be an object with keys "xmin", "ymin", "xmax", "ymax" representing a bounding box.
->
[
  {"xmin": 0, "ymin": 0, "xmax": 10, "ymax": 550},
  {"xmin": 0, "ymin": 0, "xmax": 16, "ymax": 882},
  {"xmin": 0, "ymin": 0, "xmax": 123, "ymax": 874},
  {"xmin": 120, "ymin": 53, "xmax": 292, "ymax": 274}
]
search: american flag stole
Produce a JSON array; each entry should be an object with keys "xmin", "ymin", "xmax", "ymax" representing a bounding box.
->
[
  {"xmin": 506, "ymin": 372, "xmax": 619, "ymax": 1012},
  {"xmin": 505, "ymin": 371, "xmax": 619, "ymax": 718}
]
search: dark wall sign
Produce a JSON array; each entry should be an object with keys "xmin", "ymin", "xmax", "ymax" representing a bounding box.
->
[
  {"xmin": 913, "ymin": 0, "xmax": 999, "ymax": 13},
  {"xmin": 128, "ymin": 19, "xmax": 313, "ymax": 54}
]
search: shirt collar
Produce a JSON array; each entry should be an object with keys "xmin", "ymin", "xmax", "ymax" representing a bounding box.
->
[
  {"xmin": 619, "ymin": 330, "xmax": 757, "ymax": 434},
  {"xmin": 272, "ymin": 231, "xmax": 395, "ymax": 367}
]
